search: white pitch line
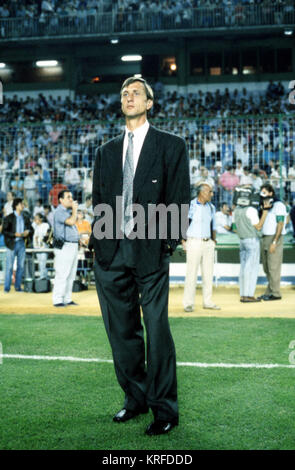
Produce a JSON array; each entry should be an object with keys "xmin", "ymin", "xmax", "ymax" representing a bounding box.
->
[{"xmin": 1, "ymin": 354, "xmax": 295, "ymax": 369}]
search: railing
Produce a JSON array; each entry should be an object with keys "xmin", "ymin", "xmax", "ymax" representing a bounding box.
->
[{"xmin": 0, "ymin": 4, "xmax": 294, "ymax": 40}]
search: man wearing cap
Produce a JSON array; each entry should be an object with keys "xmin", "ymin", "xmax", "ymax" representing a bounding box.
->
[{"xmin": 182, "ymin": 182, "xmax": 220, "ymax": 312}]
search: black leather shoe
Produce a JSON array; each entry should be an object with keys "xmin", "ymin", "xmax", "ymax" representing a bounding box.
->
[
  {"xmin": 145, "ymin": 420, "xmax": 177, "ymax": 436},
  {"xmin": 257, "ymin": 295, "xmax": 268, "ymax": 300},
  {"xmin": 66, "ymin": 301, "xmax": 78, "ymax": 306},
  {"xmin": 263, "ymin": 295, "xmax": 282, "ymax": 301},
  {"xmin": 53, "ymin": 303, "xmax": 65, "ymax": 307},
  {"xmin": 113, "ymin": 407, "xmax": 149, "ymax": 423}
]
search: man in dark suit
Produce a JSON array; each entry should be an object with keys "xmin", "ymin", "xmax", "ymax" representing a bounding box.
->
[
  {"xmin": 2, "ymin": 198, "xmax": 33, "ymax": 292},
  {"xmin": 91, "ymin": 77, "xmax": 190, "ymax": 436}
]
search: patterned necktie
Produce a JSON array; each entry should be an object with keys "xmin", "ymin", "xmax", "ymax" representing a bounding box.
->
[{"xmin": 122, "ymin": 131, "xmax": 134, "ymax": 236}]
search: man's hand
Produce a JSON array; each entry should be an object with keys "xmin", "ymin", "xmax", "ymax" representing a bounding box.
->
[
  {"xmin": 181, "ymin": 240, "xmax": 187, "ymax": 251},
  {"xmin": 23, "ymin": 230, "xmax": 30, "ymax": 238},
  {"xmin": 269, "ymin": 243, "xmax": 276, "ymax": 254},
  {"xmin": 72, "ymin": 200, "xmax": 79, "ymax": 212}
]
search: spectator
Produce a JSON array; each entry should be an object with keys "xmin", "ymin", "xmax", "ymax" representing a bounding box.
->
[
  {"xmin": 35, "ymin": 164, "xmax": 52, "ymax": 204},
  {"xmin": 23, "ymin": 167, "xmax": 37, "ymax": 214},
  {"xmin": 78, "ymin": 195, "xmax": 94, "ymax": 223},
  {"xmin": 43, "ymin": 204, "xmax": 54, "ymax": 227},
  {"xmin": 3, "ymin": 191, "xmax": 15, "ymax": 217},
  {"xmin": 2, "ymin": 197, "xmax": 33, "ymax": 293},
  {"xmin": 10, "ymin": 172, "xmax": 24, "ymax": 198},
  {"xmin": 239, "ymin": 166, "xmax": 253, "ymax": 186},
  {"xmin": 251, "ymin": 169, "xmax": 263, "ymax": 191},
  {"xmin": 219, "ymin": 165, "xmax": 240, "ymax": 206},
  {"xmin": 49, "ymin": 176, "xmax": 68, "ymax": 208},
  {"xmin": 33, "ymin": 212, "xmax": 50, "ymax": 280},
  {"xmin": 215, "ymin": 202, "xmax": 232, "ymax": 234},
  {"xmin": 33, "ymin": 198, "xmax": 45, "ymax": 217},
  {"xmin": 64, "ymin": 162, "xmax": 81, "ymax": 200}
]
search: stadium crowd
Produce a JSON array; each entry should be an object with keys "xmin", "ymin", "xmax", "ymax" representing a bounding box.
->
[
  {"xmin": 0, "ymin": 0, "xmax": 294, "ymax": 34},
  {"xmin": 0, "ymin": 80, "xmax": 295, "ymax": 244}
]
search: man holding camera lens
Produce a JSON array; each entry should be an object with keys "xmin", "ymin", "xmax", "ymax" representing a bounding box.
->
[
  {"xmin": 52, "ymin": 190, "xmax": 79, "ymax": 307},
  {"xmin": 258, "ymin": 183, "xmax": 287, "ymax": 301}
]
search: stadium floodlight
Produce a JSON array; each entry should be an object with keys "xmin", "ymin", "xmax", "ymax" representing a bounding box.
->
[
  {"xmin": 0, "ymin": 63, "xmax": 6, "ymax": 68},
  {"xmin": 121, "ymin": 55, "xmax": 142, "ymax": 62},
  {"xmin": 36, "ymin": 60, "xmax": 59, "ymax": 67}
]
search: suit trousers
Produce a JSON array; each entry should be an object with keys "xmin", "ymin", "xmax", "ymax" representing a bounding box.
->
[
  {"xmin": 52, "ymin": 242, "xmax": 78, "ymax": 305},
  {"xmin": 183, "ymin": 237, "xmax": 215, "ymax": 308},
  {"xmin": 260, "ymin": 235, "xmax": 283, "ymax": 298},
  {"xmin": 94, "ymin": 239, "xmax": 178, "ymax": 424}
]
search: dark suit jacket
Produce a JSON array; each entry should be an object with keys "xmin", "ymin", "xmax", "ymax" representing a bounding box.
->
[
  {"xmin": 91, "ymin": 125, "xmax": 190, "ymax": 276},
  {"xmin": 2, "ymin": 212, "xmax": 33, "ymax": 250}
]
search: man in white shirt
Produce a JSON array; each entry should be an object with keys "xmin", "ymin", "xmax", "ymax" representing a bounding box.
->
[
  {"xmin": 182, "ymin": 182, "xmax": 220, "ymax": 312},
  {"xmin": 258, "ymin": 183, "xmax": 287, "ymax": 300},
  {"xmin": 215, "ymin": 202, "xmax": 232, "ymax": 234}
]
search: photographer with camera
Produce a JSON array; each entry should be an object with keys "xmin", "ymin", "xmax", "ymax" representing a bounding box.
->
[
  {"xmin": 52, "ymin": 190, "xmax": 79, "ymax": 307},
  {"xmin": 258, "ymin": 183, "xmax": 287, "ymax": 301},
  {"xmin": 233, "ymin": 187, "xmax": 270, "ymax": 303}
]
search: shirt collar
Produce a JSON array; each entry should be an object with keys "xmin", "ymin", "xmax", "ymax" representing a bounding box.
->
[{"xmin": 125, "ymin": 120, "xmax": 149, "ymax": 138}]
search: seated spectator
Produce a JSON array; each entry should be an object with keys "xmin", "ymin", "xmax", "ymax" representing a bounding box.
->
[
  {"xmin": 194, "ymin": 166, "xmax": 215, "ymax": 189},
  {"xmin": 49, "ymin": 177, "xmax": 68, "ymax": 208},
  {"xmin": 10, "ymin": 173, "xmax": 24, "ymax": 198},
  {"xmin": 35, "ymin": 164, "xmax": 52, "ymax": 204},
  {"xmin": 75, "ymin": 209, "xmax": 91, "ymax": 245},
  {"xmin": 78, "ymin": 195, "xmax": 94, "ymax": 224},
  {"xmin": 219, "ymin": 165, "xmax": 240, "ymax": 206},
  {"xmin": 23, "ymin": 167, "xmax": 37, "ymax": 214},
  {"xmin": 3, "ymin": 191, "xmax": 15, "ymax": 217},
  {"xmin": 239, "ymin": 166, "xmax": 253, "ymax": 186},
  {"xmin": 64, "ymin": 162, "xmax": 81, "ymax": 200},
  {"xmin": 43, "ymin": 204, "xmax": 54, "ymax": 227},
  {"xmin": 33, "ymin": 198, "xmax": 45, "ymax": 218},
  {"xmin": 215, "ymin": 202, "xmax": 232, "ymax": 234},
  {"xmin": 251, "ymin": 169, "xmax": 263, "ymax": 191},
  {"xmin": 33, "ymin": 213, "xmax": 50, "ymax": 280},
  {"xmin": 235, "ymin": 159, "xmax": 244, "ymax": 178},
  {"xmin": 75, "ymin": 209, "xmax": 92, "ymax": 286}
]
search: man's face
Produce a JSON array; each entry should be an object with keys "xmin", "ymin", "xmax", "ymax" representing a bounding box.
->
[
  {"xmin": 16, "ymin": 201, "xmax": 24, "ymax": 212},
  {"xmin": 222, "ymin": 204, "xmax": 229, "ymax": 214},
  {"xmin": 260, "ymin": 188, "xmax": 273, "ymax": 198},
  {"xmin": 121, "ymin": 81, "xmax": 153, "ymax": 119},
  {"xmin": 200, "ymin": 185, "xmax": 213, "ymax": 202},
  {"xmin": 60, "ymin": 192, "xmax": 73, "ymax": 208}
]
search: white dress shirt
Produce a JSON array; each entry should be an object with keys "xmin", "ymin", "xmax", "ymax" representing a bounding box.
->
[{"xmin": 122, "ymin": 120, "xmax": 150, "ymax": 174}]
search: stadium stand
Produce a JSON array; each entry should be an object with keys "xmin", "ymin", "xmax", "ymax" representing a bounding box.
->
[{"xmin": 0, "ymin": 0, "xmax": 295, "ymax": 38}]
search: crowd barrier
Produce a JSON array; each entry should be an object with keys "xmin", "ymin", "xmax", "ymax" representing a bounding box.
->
[
  {"xmin": 0, "ymin": 4, "xmax": 294, "ymax": 40},
  {"xmin": 0, "ymin": 234, "xmax": 294, "ymax": 289}
]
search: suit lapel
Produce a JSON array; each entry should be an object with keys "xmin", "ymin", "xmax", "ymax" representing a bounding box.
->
[
  {"xmin": 105, "ymin": 133, "xmax": 124, "ymax": 196},
  {"xmin": 133, "ymin": 126, "xmax": 157, "ymax": 202}
]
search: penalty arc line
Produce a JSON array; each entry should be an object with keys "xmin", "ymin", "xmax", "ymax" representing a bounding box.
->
[{"xmin": 1, "ymin": 354, "xmax": 295, "ymax": 369}]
